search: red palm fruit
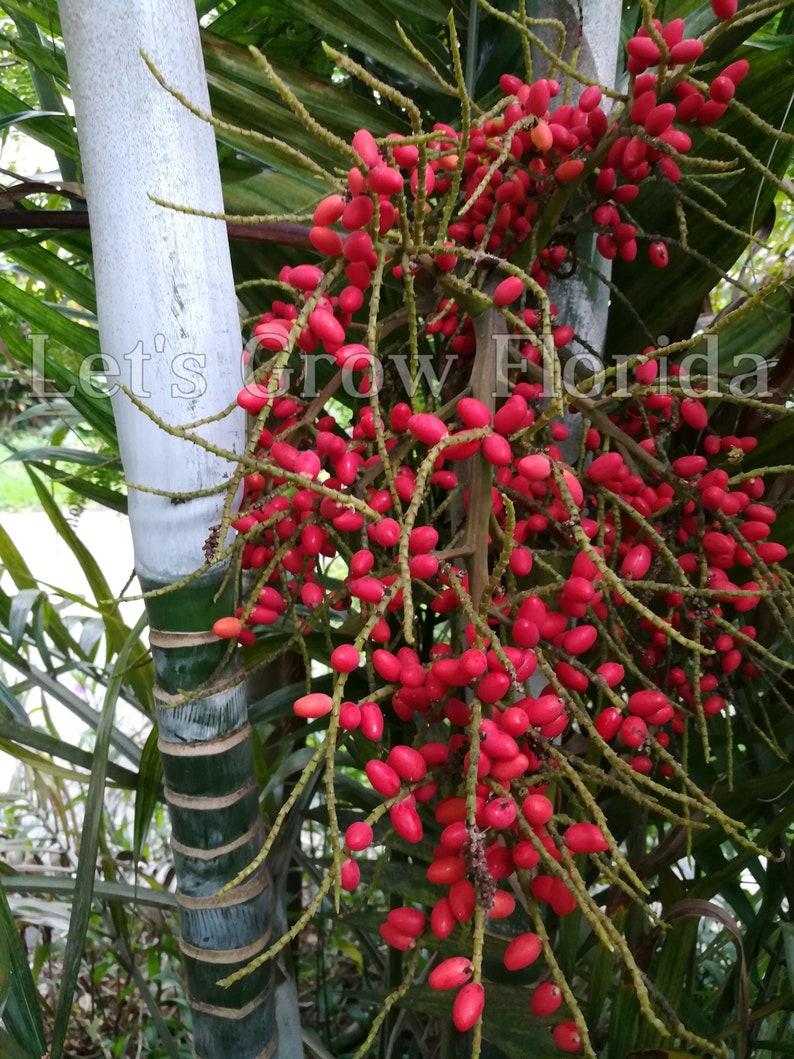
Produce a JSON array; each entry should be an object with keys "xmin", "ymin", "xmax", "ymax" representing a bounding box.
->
[
  {"xmin": 710, "ymin": 75, "xmax": 735, "ymax": 103},
  {"xmin": 435, "ymin": 797, "xmax": 467, "ymax": 825},
  {"xmin": 373, "ymin": 648, "xmax": 401, "ymax": 681},
  {"xmin": 756, "ymin": 542, "xmax": 787, "ymax": 562},
  {"xmin": 522, "ymin": 694, "xmax": 565, "ymax": 727},
  {"xmin": 300, "ymin": 583, "xmax": 324, "ymax": 608},
  {"xmin": 409, "ymin": 525, "xmax": 439, "ymax": 552},
  {"xmin": 491, "ymin": 753, "xmax": 531, "ymax": 783},
  {"xmin": 564, "ymin": 822, "xmax": 609, "ymax": 854},
  {"xmin": 621, "ymin": 544, "xmax": 652, "ymax": 580},
  {"xmin": 440, "ymin": 820, "xmax": 469, "ymax": 850},
  {"xmin": 387, "ymin": 745, "xmax": 428, "ymax": 783},
  {"xmin": 458, "ymin": 396, "xmax": 492, "ymax": 427},
  {"xmin": 513, "ymin": 619, "xmax": 540, "ymax": 649},
  {"xmin": 711, "ymin": 0, "xmax": 737, "ymax": 17},
  {"xmin": 493, "ymin": 393, "xmax": 528, "ymax": 434},
  {"xmin": 618, "ymin": 238, "xmax": 637, "ymax": 262},
  {"xmin": 351, "ymin": 127, "xmax": 381, "ymax": 167},
  {"xmin": 596, "ymin": 662, "xmax": 624, "ymax": 686},
  {"xmin": 453, "ymin": 982, "xmax": 485, "ymax": 1032},
  {"xmin": 500, "ymin": 72, "xmax": 523, "ymax": 94},
  {"xmin": 550, "ymin": 878, "xmax": 578, "ymax": 916},
  {"xmin": 434, "ymin": 242, "xmax": 458, "ymax": 272},
  {"xmin": 483, "ymin": 433, "xmax": 513, "ymax": 466},
  {"xmin": 501, "ymin": 706, "xmax": 530, "ymax": 737},
  {"xmin": 343, "ymin": 230, "xmax": 374, "ymax": 262},
  {"xmin": 531, "ymin": 982, "xmax": 563, "ymax": 1017},
  {"xmin": 478, "ymin": 671, "xmax": 511, "ymax": 704},
  {"xmin": 648, "ymin": 241, "xmax": 669, "ymax": 267},
  {"xmin": 531, "ymin": 875, "xmax": 555, "ymax": 904},
  {"xmin": 552, "ymin": 1022, "xmax": 582, "ymax": 1053},
  {"xmin": 522, "ymin": 793, "xmax": 554, "ymax": 826},
  {"xmin": 213, "ymin": 616, "xmax": 242, "ymax": 639},
  {"xmin": 626, "ymin": 35, "xmax": 660, "ymax": 66},
  {"xmin": 680, "ymin": 397, "xmax": 708, "ymax": 428},
  {"xmin": 460, "ymin": 648, "xmax": 488, "ymax": 679},
  {"xmin": 431, "ymin": 897, "xmax": 456, "ymax": 939},
  {"xmin": 503, "ymin": 932, "xmax": 542, "ymax": 971},
  {"xmin": 367, "ymin": 165, "xmax": 403, "ymax": 195},
  {"xmin": 387, "ymin": 907, "xmax": 426, "ymax": 936},
  {"xmin": 350, "ymin": 548, "xmax": 375, "ymax": 576},
  {"xmin": 561, "ymin": 624, "xmax": 597, "ymax": 655},
  {"xmin": 349, "ymin": 577, "xmax": 384, "ymax": 603},
  {"xmin": 596, "ymin": 233, "xmax": 617, "ymax": 259},
  {"xmin": 483, "ymin": 797, "xmax": 517, "ymax": 829},
  {"xmin": 493, "ymin": 275, "xmax": 525, "ymax": 305},
  {"xmin": 293, "ymin": 692, "xmax": 333, "ymax": 719},
  {"xmin": 365, "ymin": 760, "xmax": 402, "ymax": 798},
  {"xmin": 541, "ymin": 713, "xmax": 570, "ymax": 739},
  {"xmin": 427, "ymin": 857, "xmax": 467, "ymax": 884},
  {"xmin": 309, "ymin": 226, "xmax": 344, "ymax": 256},
  {"xmin": 629, "ymin": 755, "xmax": 654, "ymax": 773},
  {"xmin": 309, "ymin": 309, "xmax": 345, "ymax": 347},
  {"xmin": 407, "ymin": 412, "xmax": 448, "ymax": 445},
  {"xmin": 585, "ymin": 451, "xmax": 624, "ymax": 482},
  {"xmin": 562, "ymin": 576, "xmax": 595, "ymax": 603},
  {"xmin": 390, "ymin": 798, "xmax": 423, "ymax": 843},
  {"xmin": 345, "ymin": 822, "xmax": 373, "ymax": 851},
  {"xmin": 379, "ymin": 921, "xmax": 416, "ymax": 950},
  {"xmin": 558, "ymin": 468, "xmax": 584, "ymax": 507},
  {"xmin": 571, "ymin": 552, "xmax": 601, "ymax": 582},
  {"xmin": 387, "ymin": 135, "xmax": 419, "ymax": 169},
  {"xmin": 488, "ymin": 890, "xmax": 516, "ymax": 918},
  {"xmin": 595, "ymin": 707, "xmax": 622, "ymax": 741},
  {"xmin": 340, "ymin": 857, "xmax": 360, "ymax": 891},
  {"xmin": 428, "ymin": 956, "xmax": 473, "ymax": 991},
  {"xmin": 518, "ymin": 453, "xmax": 552, "ymax": 479},
  {"xmin": 289, "ymin": 263, "xmax": 324, "ymax": 290},
  {"xmin": 479, "ymin": 726, "xmax": 519, "ymax": 761},
  {"xmin": 531, "ymin": 121, "xmax": 554, "ymax": 151},
  {"xmin": 339, "ymin": 284, "xmax": 364, "ymax": 313},
  {"xmin": 677, "ymin": 92, "xmax": 705, "ymax": 122},
  {"xmin": 527, "ymin": 79, "xmax": 551, "ymax": 116},
  {"xmin": 331, "ymin": 644, "xmax": 361, "ymax": 672},
  {"xmin": 627, "ymin": 689, "xmax": 667, "ymax": 716},
  {"xmin": 369, "ymin": 517, "xmax": 401, "ymax": 546},
  {"xmin": 620, "ymin": 716, "xmax": 648, "ymax": 747},
  {"xmin": 313, "ymin": 193, "xmax": 345, "ymax": 226},
  {"xmin": 744, "ymin": 503, "xmax": 776, "ymax": 524},
  {"xmin": 644, "ymin": 102, "xmax": 676, "ymax": 136},
  {"xmin": 449, "ymin": 878, "xmax": 476, "ymax": 922},
  {"xmin": 513, "ymin": 840, "xmax": 540, "ymax": 870},
  {"xmin": 339, "ymin": 702, "xmax": 361, "ymax": 730},
  {"xmin": 555, "ymin": 158, "xmax": 584, "ymax": 182},
  {"xmin": 669, "ymin": 39, "xmax": 704, "ymax": 63},
  {"xmin": 359, "ymin": 701, "xmax": 384, "ymax": 741},
  {"xmin": 723, "ymin": 58, "xmax": 749, "ymax": 84},
  {"xmin": 740, "ymin": 521, "xmax": 771, "ymax": 542},
  {"xmin": 578, "ymin": 85, "xmax": 602, "ymax": 112}
]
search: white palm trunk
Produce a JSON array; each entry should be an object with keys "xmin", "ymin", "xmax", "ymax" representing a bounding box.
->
[
  {"xmin": 531, "ymin": 0, "xmax": 622, "ymax": 458},
  {"xmin": 58, "ymin": 2, "xmax": 277, "ymax": 1055}
]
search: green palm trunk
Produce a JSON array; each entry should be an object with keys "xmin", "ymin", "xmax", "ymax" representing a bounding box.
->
[
  {"xmin": 147, "ymin": 579, "xmax": 276, "ymax": 1057},
  {"xmin": 58, "ymin": 2, "xmax": 277, "ymax": 1054}
]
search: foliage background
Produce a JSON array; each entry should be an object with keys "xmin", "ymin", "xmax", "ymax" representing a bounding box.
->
[{"xmin": 0, "ymin": 1, "xmax": 793, "ymax": 1057}]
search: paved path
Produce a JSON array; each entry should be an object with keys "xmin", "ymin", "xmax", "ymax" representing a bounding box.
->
[
  {"xmin": 1, "ymin": 509, "xmax": 144, "ymax": 787},
  {"xmin": 1, "ymin": 508, "xmax": 142, "ymax": 625}
]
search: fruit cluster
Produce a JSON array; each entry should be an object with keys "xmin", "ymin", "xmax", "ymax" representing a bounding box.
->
[{"xmin": 211, "ymin": 6, "xmax": 782, "ymax": 1053}]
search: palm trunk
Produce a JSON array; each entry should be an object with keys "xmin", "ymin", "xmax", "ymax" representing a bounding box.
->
[
  {"xmin": 530, "ymin": 0, "xmax": 622, "ymax": 460},
  {"xmin": 58, "ymin": 3, "xmax": 277, "ymax": 1055}
]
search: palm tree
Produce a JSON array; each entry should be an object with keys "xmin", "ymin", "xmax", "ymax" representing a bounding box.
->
[
  {"xmin": 56, "ymin": 2, "xmax": 276, "ymax": 1055},
  {"xmin": 1, "ymin": 2, "xmax": 794, "ymax": 1057}
]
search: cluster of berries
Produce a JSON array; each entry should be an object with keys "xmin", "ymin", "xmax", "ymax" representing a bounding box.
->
[{"xmin": 211, "ymin": 4, "xmax": 776, "ymax": 1051}]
